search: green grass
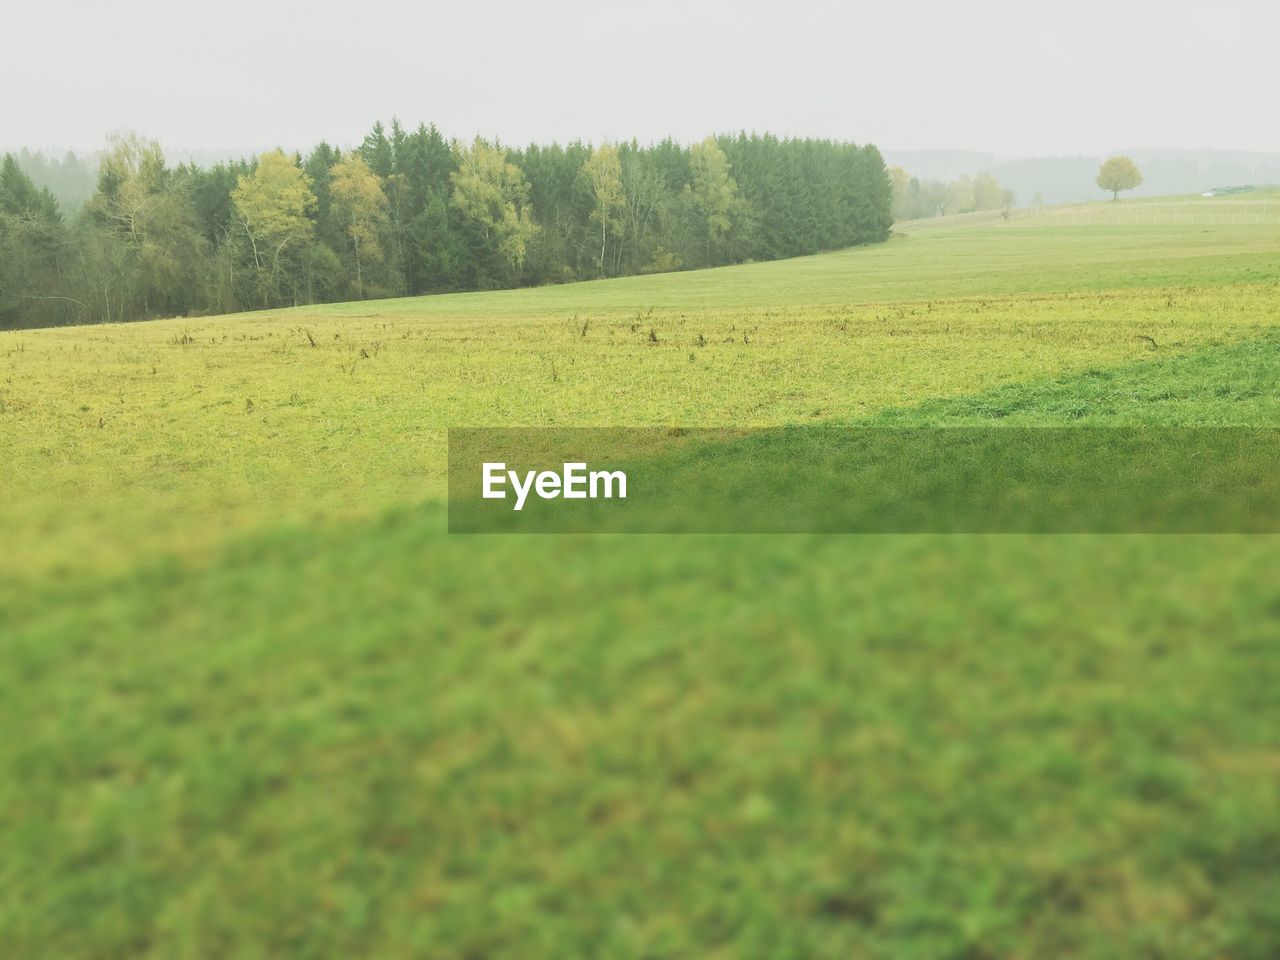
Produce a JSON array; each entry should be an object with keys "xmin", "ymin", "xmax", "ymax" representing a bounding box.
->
[
  {"xmin": 4, "ymin": 226, "xmax": 1278, "ymax": 579},
  {"xmin": 902, "ymin": 190, "xmax": 1280, "ymax": 233},
  {"xmin": 2, "ymin": 200, "xmax": 1279, "ymax": 958},
  {"xmin": 876, "ymin": 333, "xmax": 1280, "ymax": 425}
]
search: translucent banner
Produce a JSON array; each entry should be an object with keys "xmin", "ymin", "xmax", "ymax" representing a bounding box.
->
[{"xmin": 448, "ymin": 427, "xmax": 1280, "ymax": 533}]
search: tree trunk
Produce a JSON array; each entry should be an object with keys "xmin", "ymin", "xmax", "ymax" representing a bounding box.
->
[{"xmin": 354, "ymin": 239, "xmax": 363, "ymax": 299}]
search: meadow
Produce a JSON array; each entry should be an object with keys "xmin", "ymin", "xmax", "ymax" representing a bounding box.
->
[{"xmin": 2, "ymin": 199, "xmax": 1279, "ymax": 958}]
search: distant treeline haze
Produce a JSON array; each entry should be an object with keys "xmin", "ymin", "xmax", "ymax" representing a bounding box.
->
[
  {"xmin": 0, "ymin": 122, "xmax": 892, "ymax": 329},
  {"xmin": 888, "ymin": 166, "xmax": 1017, "ymax": 220}
]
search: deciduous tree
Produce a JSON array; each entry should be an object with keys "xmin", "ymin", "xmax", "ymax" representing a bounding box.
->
[
  {"xmin": 231, "ymin": 151, "xmax": 316, "ymax": 304},
  {"xmin": 683, "ymin": 137, "xmax": 742, "ymax": 264},
  {"xmin": 330, "ymin": 153, "xmax": 388, "ymax": 298},
  {"xmin": 943, "ymin": 175, "xmax": 975, "ymax": 215},
  {"xmin": 1096, "ymin": 156, "xmax": 1142, "ymax": 200},
  {"xmin": 583, "ymin": 144, "xmax": 624, "ymax": 276},
  {"xmin": 450, "ymin": 139, "xmax": 538, "ymax": 281},
  {"xmin": 85, "ymin": 135, "xmax": 206, "ymax": 321},
  {"xmin": 972, "ymin": 172, "xmax": 1005, "ymax": 211},
  {"xmin": 887, "ymin": 165, "xmax": 911, "ymax": 220}
]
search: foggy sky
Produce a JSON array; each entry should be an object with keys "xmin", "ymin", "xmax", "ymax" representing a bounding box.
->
[{"xmin": 6, "ymin": 0, "xmax": 1278, "ymax": 158}]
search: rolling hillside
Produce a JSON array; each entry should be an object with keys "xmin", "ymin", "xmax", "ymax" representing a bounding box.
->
[{"xmin": 3, "ymin": 197, "xmax": 1279, "ymax": 958}]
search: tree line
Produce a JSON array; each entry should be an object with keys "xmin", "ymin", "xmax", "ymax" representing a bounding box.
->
[
  {"xmin": 888, "ymin": 166, "xmax": 1015, "ymax": 221},
  {"xmin": 0, "ymin": 122, "xmax": 892, "ymax": 329}
]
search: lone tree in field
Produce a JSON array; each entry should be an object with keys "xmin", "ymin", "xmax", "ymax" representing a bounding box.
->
[{"xmin": 1096, "ymin": 156, "xmax": 1143, "ymax": 200}]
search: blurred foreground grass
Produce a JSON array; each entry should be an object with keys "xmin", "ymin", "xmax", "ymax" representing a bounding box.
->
[{"xmin": 5, "ymin": 524, "xmax": 1278, "ymax": 958}]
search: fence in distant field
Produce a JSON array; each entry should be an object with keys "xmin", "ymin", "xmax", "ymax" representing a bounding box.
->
[
  {"xmin": 1026, "ymin": 200, "xmax": 1280, "ymax": 226},
  {"xmin": 900, "ymin": 197, "xmax": 1280, "ymax": 232}
]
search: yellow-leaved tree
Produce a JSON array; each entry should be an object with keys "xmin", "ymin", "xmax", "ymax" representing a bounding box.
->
[
  {"xmin": 683, "ymin": 137, "xmax": 741, "ymax": 265},
  {"xmin": 583, "ymin": 144, "xmax": 624, "ymax": 276},
  {"xmin": 330, "ymin": 153, "xmax": 388, "ymax": 299},
  {"xmin": 1096, "ymin": 156, "xmax": 1143, "ymax": 201},
  {"xmin": 231, "ymin": 151, "xmax": 316, "ymax": 300},
  {"xmin": 449, "ymin": 139, "xmax": 538, "ymax": 281}
]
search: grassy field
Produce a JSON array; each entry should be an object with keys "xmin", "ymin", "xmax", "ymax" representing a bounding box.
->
[
  {"xmin": 3, "ymin": 198, "xmax": 1279, "ymax": 958},
  {"xmin": 903, "ymin": 189, "xmax": 1280, "ymax": 232}
]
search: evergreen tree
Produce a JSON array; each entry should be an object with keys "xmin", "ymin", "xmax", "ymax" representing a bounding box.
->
[{"xmin": 0, "ymin": 155, "xmax": 69, "ymax": 327}]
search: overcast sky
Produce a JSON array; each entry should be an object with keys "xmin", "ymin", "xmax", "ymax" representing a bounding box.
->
[{"xmin": 6, "ymin": 0, "xmax": 1278, "ymax": 158}]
